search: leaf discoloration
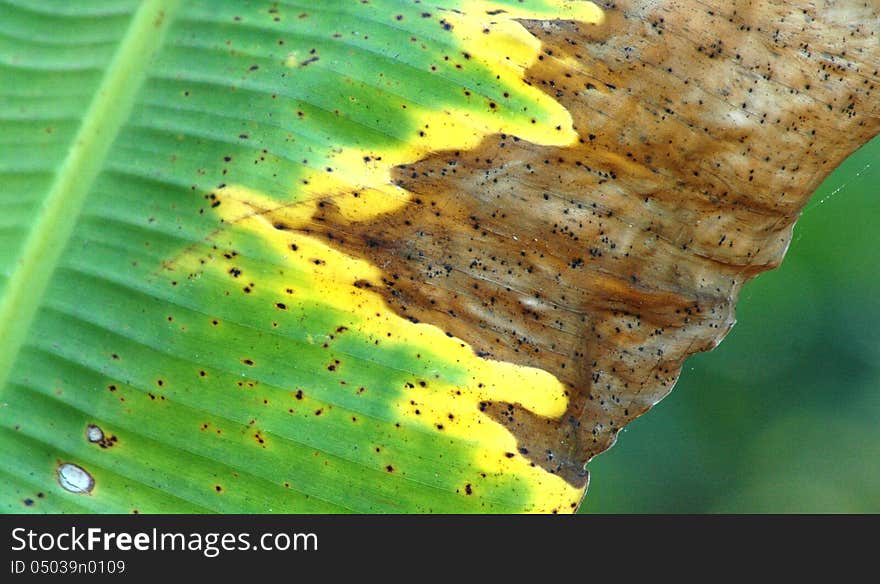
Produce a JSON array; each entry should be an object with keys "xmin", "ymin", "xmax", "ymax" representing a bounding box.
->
[
  {"xmin": 308, "ymin": 0, "xmax": 880, "ymax": 484},
  {"xmin": 3, "ymin": 0, "xmax": 877, "ymax": 514}
]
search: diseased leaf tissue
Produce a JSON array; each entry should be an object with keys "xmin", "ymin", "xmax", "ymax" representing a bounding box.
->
[{"xmin": 0, "ymin": 0, "xmax": 876, "ymax": 513}]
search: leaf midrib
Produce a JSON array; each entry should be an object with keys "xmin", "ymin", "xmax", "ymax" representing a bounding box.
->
[{"xmin": 0, "ymin": 0, "xmax": 179, "ymax": 394}]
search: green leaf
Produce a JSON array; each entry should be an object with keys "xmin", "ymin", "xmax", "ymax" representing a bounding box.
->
[{"xmin": 2, "ymin": 0, "xmax": 877, "ymax": 515}]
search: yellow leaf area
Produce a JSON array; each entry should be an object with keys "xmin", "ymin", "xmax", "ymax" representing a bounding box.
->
[{"xmin": 182, "ymin": 1, "xmax": 603, "ymax": 512}]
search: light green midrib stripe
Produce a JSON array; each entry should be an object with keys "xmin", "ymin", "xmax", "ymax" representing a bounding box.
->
[{"xmin": 0, "ymin": 0, "xmax": 179, "ymax": 395}]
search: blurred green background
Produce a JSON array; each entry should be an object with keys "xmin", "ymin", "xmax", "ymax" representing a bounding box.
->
[{"xmin": 583, "ymin": 136, "xmax": 880, "ymax": 513}]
